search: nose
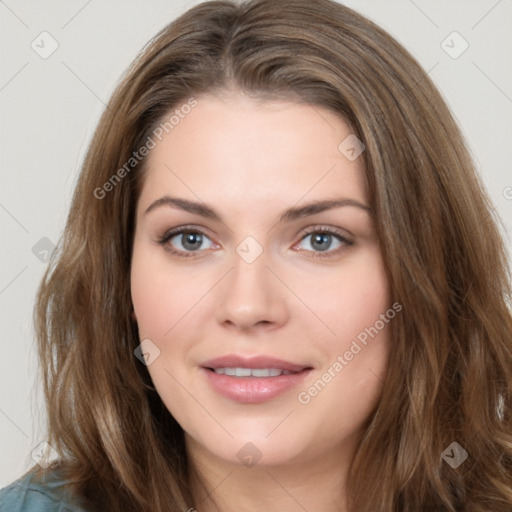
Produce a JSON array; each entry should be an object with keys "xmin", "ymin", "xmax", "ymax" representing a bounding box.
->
[{"xmin": 215, "ymin": 247, "xmax": 289, "ymax": 332}]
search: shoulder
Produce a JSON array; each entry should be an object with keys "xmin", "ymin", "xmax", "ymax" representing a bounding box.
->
[{"xmin": 0, "ymin": 468, "xmax": 91, "ymax": 512}]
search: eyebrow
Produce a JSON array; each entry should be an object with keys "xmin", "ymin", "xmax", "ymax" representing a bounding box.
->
[{"xmin": 144, "ymin": 195, "xmax": 373, "ymax": 223}]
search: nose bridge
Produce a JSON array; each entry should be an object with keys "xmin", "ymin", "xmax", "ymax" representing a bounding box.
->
[
  {"xmin": 231, "ymin": 239, "xmax": 268, "ymax": 288},
  {"xmin": 229, "ymin": 239, "xmax": 272, "ymax": 305},
  {"xmin": 215, "ymin": 236, "xmax": 287, "ymax": 328}
]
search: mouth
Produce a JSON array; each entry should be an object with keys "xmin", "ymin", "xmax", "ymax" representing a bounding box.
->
[
  {"xmin": 201, "ymin": 354, "xmax": 311, "ymax": 373},
  {"xmin": 206, "ymin": 367, "xmax": 297, "ymax": 377},
  {"xmin": 200, "ymin": 355, "xmax": 313, "ymax": 403}
]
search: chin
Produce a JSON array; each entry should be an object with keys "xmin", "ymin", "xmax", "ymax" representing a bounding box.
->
[{"xmin": 188, "ymin": 424, "xmax": 313, "ymax": 469}]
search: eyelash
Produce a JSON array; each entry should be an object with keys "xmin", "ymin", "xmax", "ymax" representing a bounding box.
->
[{"xmin": 157, "ymin": 224, "xmax": 354, "ymax": 259}]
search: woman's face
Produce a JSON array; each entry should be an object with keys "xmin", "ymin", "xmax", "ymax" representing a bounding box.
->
[{"xmin": 130, "ymin": 92, "xmax": 393, "ymax": 469}]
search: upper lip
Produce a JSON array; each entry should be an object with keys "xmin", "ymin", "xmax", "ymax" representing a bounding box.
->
[{"xmin": 201, "ymin": 355, "xmax": 311, "ymax": 373}]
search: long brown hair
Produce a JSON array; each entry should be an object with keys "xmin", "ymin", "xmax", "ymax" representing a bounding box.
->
[{"xmin": 28, "ymin": 0, "xmax": 512, "ymax": 510}]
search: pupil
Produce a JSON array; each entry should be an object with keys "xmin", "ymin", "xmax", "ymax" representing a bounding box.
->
[
  {"xmin": 312, "ymin": 233, "xmax": 330, "ymax": 251},
  {"xmin": 183, "ymin": 233, "xmax": 202, "ymax": 250}
]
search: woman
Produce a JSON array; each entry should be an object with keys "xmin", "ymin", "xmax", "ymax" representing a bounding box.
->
[{"xmin": 1, "ymin": 0, "xmax": 511, "ymax": 510}]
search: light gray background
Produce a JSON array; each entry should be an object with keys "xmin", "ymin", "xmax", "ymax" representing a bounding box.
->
[{"xmin": 1, "ymin": 0, "xmax": 511, "ymax": 487}]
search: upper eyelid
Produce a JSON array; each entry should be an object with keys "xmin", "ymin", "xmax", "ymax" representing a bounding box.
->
[{"xmin": 161, "ymin": 223, "xmax": 350, "ymax": 235}]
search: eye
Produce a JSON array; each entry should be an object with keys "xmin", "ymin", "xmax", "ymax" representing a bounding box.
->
[
  {"xmin": 157, "ymin": 226, "xmax": 216, "ymax": 257},
  {"xmin": 294, "ymin": 226, "xmax": 354, "ymax": 258},
  {"xmin": 157, "ymin": 225, "xmax": 354, "ymax": 259}
]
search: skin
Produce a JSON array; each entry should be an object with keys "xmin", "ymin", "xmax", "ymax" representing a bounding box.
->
[{"xmin": 130, "ymin": 91, "xmax": 392, "ymax": 512}]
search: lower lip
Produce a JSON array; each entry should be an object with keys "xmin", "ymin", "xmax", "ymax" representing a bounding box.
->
[{"xmin": 201, "ymin": 367, "xmax": 312, "ymax": 403}]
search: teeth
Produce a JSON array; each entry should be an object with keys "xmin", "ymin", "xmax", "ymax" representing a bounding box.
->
[{"xmin": 213, "ymin": 367, "xmax": 294, "ymax": 377}]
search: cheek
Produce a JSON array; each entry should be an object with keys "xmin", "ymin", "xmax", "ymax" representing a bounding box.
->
[
  {"xmin": 297, "ymin": 315, "xmax": 392, "ymax": 449},
  {"xmin": 130, "ymin": 260, "xmax": 165, "ymax": 334},
  {"xmin": 130, "ymin": 249, "xmax": 196, "ymax": 337},
  {"xmin": 130, "ymin": 253, "xmax": 196, "ymax": 423},
  {"xmin": 296, "ymin": 248, "xmax": 392, "ymax": 407},
  {"xmin": 298, "ymin": 248, "xmax": 391, "ymax": 343}
]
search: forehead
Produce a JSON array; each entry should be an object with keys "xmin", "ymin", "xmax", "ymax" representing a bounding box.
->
[{"xmin": 137, "ymin": 93, "xmax": 369, "ymax": 216}]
